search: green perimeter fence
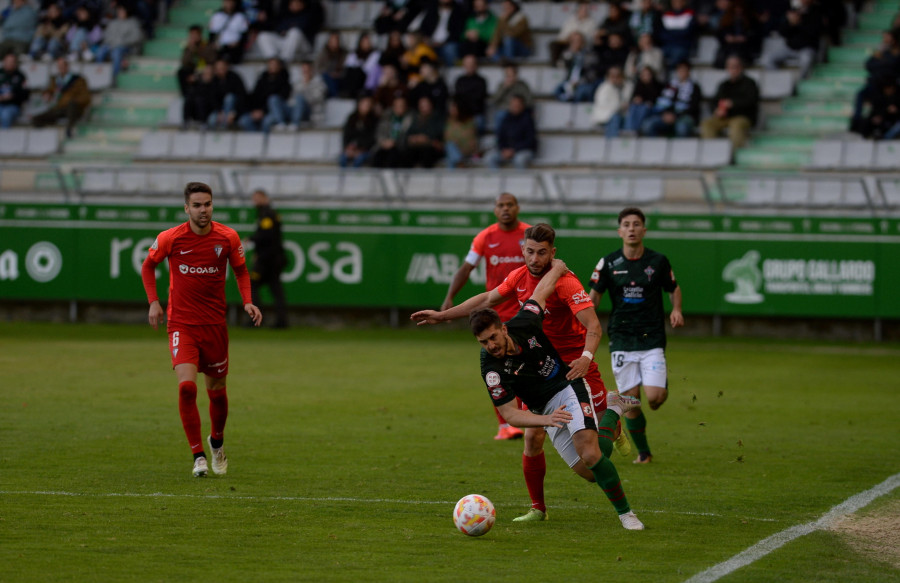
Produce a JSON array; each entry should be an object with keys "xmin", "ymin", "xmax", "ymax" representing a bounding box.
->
[{"xmin": 1, "ymin": 203, "xmax": 899, "ymax": 319}]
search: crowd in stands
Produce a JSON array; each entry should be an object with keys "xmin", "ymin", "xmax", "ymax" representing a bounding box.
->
[
  {"xmin": 162, "ymin": 0, "xmax": 867, "ymax": 167},
  {"xmin": 851, "ymin": 25, "xmax": 900, "ymax": 140}
]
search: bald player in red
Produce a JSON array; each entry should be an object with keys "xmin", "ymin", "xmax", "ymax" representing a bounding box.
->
[
  {"xmin": 413, "ymin": 223, "xmax": 628, "ymax": 522},
  {"xmin": 142, "ymin": 181, "xmax": 262, "ymax": 478},
  {"xmin": 441, "ymin": 193, "xmax": 530, "ymax": 441}
]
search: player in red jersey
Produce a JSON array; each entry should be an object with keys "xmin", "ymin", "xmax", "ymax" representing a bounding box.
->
[
  {"xmin": 413, "ymin": 223, "xmax": 627, "ymax": 522},
  {"xmin": 441, "ymin": 193, "xmax": 531, "ymax": 440},
  {"xmin": 141, "ymin": 182, "xmax": 262, "ymax": 478}
]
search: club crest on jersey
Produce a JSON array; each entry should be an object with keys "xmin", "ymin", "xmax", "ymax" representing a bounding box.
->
[
  {"xmin": 644, "ymin": 265, "xmax": 655, "ymax": 281},
  {"xmin": 485, "ymin": 372, "xmax": 501, "ymax": 387},
  {"xmin": 582, "ymin": 403, "xmax": 593, "ymax": 417},
  {"xmin": 527, "ymin": 336, "xmax": 541, "ymax": 349},
  {"xmin": 214, "ymin": 245, "xmax": 223, "ymax": 257}
]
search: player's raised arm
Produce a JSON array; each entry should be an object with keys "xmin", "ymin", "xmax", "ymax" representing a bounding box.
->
[
  {"xmin": 411, "ymin": 288, "xmax": 507, "ymax": 325},
  {"xmin": 528, "ymin": 258, "xmax": 567, "ymax": 310}
]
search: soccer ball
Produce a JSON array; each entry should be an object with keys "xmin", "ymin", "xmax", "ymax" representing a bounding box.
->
[{"xmin": 453, "ymin": 494, "xmax": 496, "ymax": 536}]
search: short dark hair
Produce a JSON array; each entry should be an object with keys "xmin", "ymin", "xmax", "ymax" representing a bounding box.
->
[
  {"xmin": 189, "ymin": 24, "xmax": 203, "ymax": 33},
  {"xmin": 523, "ymin": 223, "xmax": 555, "ymax": 246},
  {"xmin": 618, "ymin": 207, "xmax": 645, "ymax": 225},
  {"xmin": 184, "ymin": 181, "xmax": 213, "ymax": 203},
  {"xmin": 469, "ymin": 308, "xmax": 502, "ymax": 336}
]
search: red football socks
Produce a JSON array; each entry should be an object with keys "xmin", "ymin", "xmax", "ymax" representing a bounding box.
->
[
  {"xmin": 178, "ymin": 381, "xmax": 203, "ymax": 454},
  {"xmin": 207, "ymin": 387, "xmax": 228, "ymax": 442},
  {"xmin": 522, "ymin": 452, "xmax": 547, "ymax": 512}
]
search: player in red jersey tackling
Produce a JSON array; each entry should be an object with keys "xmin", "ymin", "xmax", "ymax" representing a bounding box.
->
[
  {"xmin": 142, "ymin": 182, "xmax": 262, "ymax": 478},
  {"xmin": 441, "ymin": 193, "xmax": 531, "ymax": 440},
  {"xmin": 413, "ymin": 223, "xmax": 627, "ymax": 522}
]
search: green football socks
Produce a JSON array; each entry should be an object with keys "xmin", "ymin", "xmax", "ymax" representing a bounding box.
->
[
  {"xmin": 595, "ymin": 409, "xmax": 619, "ymax": 459},
  {"xmin": 626, "ymin": 411, "xmax": 650, "ymax": 456},
  {"xmin": 588, "ymin": 456, "xmax": 630, "ymax": 515}
]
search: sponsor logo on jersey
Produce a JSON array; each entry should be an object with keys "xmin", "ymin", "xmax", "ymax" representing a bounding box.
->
[
  {"xmin": 490, "ymin": 386, "xmax": 507, "ymax": 400},
  {"xmin": 179, "ymin": 264, "xmax": 220, "ymax": 274},
  {"xmin": 613, "ymin": 270, "xmax": 628, "ymax": 275},
  {"xmin": 537, "ymin": 358, "xmax": 558, "ymax": 378},
  {"xmin": 151, "ymin": 238, "xmax": 159, "ymax": 250},
  {"xmin": 485, "ymin": 371, "xmax": 501, "ymax": 387},
  {"xmin": 214, "ymin": 245, "xmax": 223, "ymax": 258},
  {"xmin": 489, "ymin": 255, "xmax": 525, "ymax": 266},
  {"xmin": 527, "ymin": 336, "xmax": 541, "ymax": 349},
  {"xmin": 572, "ymin": 289, "xmax": 591, "ymax": 304},
  {"xmin": 644, "ymin": 265, "xmax": 655, "ymax": 281},
  {"xmin": 623, "ymin": 285, "xmax": 645, "ymax": 303},
  {"xmin": 524, "ymin": 303, "xmax": 540, "ymax": 314}
]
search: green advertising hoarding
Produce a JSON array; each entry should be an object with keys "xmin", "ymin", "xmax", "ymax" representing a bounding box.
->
[{"xmin": 1, "ymin": 203, "xmax": 898, "ymax": 318}]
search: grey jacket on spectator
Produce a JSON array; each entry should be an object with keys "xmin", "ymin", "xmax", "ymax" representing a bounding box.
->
[
  {"xmin": 293, "ymin": 72, "xmax": 327, "ymax": 124},
  {"xmin": 1, "ymin": 0, "xmax": 38, "ymax": 43},
  {"xmin": 489, "ymin": 78, "xmax": 533, "ymax": 111},
  {"xmin": 103, "ymin": 16, "xmax": 144, "ymax": 49}
]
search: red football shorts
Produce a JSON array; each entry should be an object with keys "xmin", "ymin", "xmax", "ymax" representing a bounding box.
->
[{"xmin": 168, "ymin": 323, "xmax": 229, "ymax": 378}]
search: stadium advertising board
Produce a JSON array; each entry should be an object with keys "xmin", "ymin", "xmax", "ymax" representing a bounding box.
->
[{"xmin": 1, "ymin": 204, "xmax": 898, "ymax": 318}]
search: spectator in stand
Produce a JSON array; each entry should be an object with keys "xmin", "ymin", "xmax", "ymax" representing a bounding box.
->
[
  {"xmin": 642, "ymin": 59, "xmax": 702, "ymax": 137},
  {"xmin": 32, "ymin": 56, "xmax": 90, "ymax": 137},
  {"xmin": 379, "ymin": 30, "xmax": 407, "ymax": 74},
  {"xmin": 629, "ymin": 0, "xmax": 660, "ymax": 41},
  {"xmin": 549, "ymin": 0, "xmax": 599, "ymax": 66},
  {"xmin": 761, "ymin": 0, "xmax": 822, "ymax": 79},
  {"xmin": 419, "ymin": 0, "xmax": 466, "ymax": 67},
  {"xmin": 591, "ymin": 65, "xmax": 633, "ymax": 137},
  {"xmin": 820, "ymin": 0, "xmax": 847, "ymax": 47},
  {"xmin": 373, "ymin": 62, "xmax": 408, "ymax": 113},
  {"xmin": 208, "ymin": 0, "xmax": 249, "ymax": 63},
  {"xmin": 459, "ymin": 0, "xmax": 497, "ymax": 59},
  {"xmin": 29, "ymin": 3, "xmax": 69, "ymax": 61},
  {"xmin": 316, "ymin": 31, "xmax": 347, "ymax": 98},
  {"xmin": 860, "ymin": 77, "xmax": 900, "ymax": 139},
  {"xmin": 597, "ymin": 1, "xmax": 632, "ymax": 48},
  {"xmin": 755, "ymin": 0, "xmax": 789, "ymax": 38},
  {"xmin": 66, "ymin": 5, "xmax": 103, "ymax": 62},
  {"xmin": 554, "ymin": 31, "xmax": 601, "ymax": 103},
  {"xmin": 850, "ymin": 29, "xmax": 900, "ymax": 134},
  {"xmin": 208, "ymin": 57, "xmax": 247, "ymax": 129},
  {"xmin": 290, "ymin": 58, "xmax": 327, "ymax": 128},
  {"xmin": 238, "ymin": 57, "xmax": 291, "ymax": 133},
  {"xmin": 624, "ymin": 31, "xmax": 665, "ymax": 82},
  {"xmin": 453, "ymin": 53, "xmax": 487, "ymax": 133},
  {"xmin": 95, "ymin": 5, "xmax": 143, "ymax": 76},
  {"xmin": 714, "ymin": 0, "xmax": 759, "ymax": 69},
  {"xmin": 182, "ymin": 63, "xmax": 216, "ymax": 128},
  {"xmin": 0, "ymin": 52, "xmax": 29, "ymax": 127},
  {"xmin": 489, "ymin": 60, "xmax": 533, "ymax": 130},
  {"xmin": 658, "ymin": 0, "xmax": 696, "ymax": 68},
  {"xmin": 343, "ymin": 32, "xmax": 382, "ymax": 98},
  {"xmin": 488, "ymin": 93, "xmax": 536, "ymax": 169},
  {"xmin": 695, "ymin": 0, "xmax": 726, "ymax": 34},
  {"xmin": 487, "ymin": 0, "xmax": 532, "ymax": 61},
  {"xmin": 399, "ymin": 30, "xmax": 436, "ymax": 85},
  {"xmin": 444, "ymin": 97, "xmax": 478, "ymax": 168},
  {"xmin": 339, "ymin": 93, "xmax": 378, "ymax": 168},
  {"xmin": 371, "ymin": 94, "xmax": 413, "ymax": 168},
  {"xmin": 177, "ymin": 25, "xmax": 217, "ymax": 97},
  {"xmin": 0, "ymin": 0, "xmax": 37, "ymax": 56},
  {"xmin": 374, "ymin": 0, "xmax": 422, "ymax": 36},
  {"xmin": 700, "ymin": 55, "xmax": 758, "ymax": 149},
  {"xmin": 624, "ymin": 65, "xmax": 662, "ymax": 134},
  {"xmin": 255, "ymin": 0, "xmax": 323, "ymax": 63},
  {"xmin": 405, "ymin": 95, "xmax": 444, "ymax": 168},
  {"xmin": 594, "ymin": 31, "xmax": 630, "ymax": 81},
  {"xmin": 408, "ymin": 60, "xmax": 448, "ymax": 116}
]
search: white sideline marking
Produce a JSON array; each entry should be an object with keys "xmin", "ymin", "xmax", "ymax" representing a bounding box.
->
[
  {"xmin": 0, "ymin": 490, "xmax": 773, "ymax": 521},
  {"xmin": 683, "ymin": 473, "xmax": 900, "ymax": 583}
]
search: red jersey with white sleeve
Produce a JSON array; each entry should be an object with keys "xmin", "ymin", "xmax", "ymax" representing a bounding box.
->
[
  {"xmin": 142, "ymin": 221, "xmax": 252, "ymax": 329},
  {"xmin": 465, "ymin": 222, "xmax": 530, "ymax": 320},
  {"xmin": 497, "ymin": 265, "xmax": 595, "ymax": 360}
]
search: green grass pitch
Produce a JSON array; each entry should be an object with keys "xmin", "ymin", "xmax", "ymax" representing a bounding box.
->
[{"xmin": 1, "ymin": 322, "xmax": 898, "ymax": 582}]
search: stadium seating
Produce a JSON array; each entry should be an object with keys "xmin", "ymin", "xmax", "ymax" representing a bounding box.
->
[
  {"xmin": 0, "ymin": 128, "xmax": 60, "ymax": 158},
  {"xmin": 808, "ymin": 140, "xmax": 900, "ymax": 171}
]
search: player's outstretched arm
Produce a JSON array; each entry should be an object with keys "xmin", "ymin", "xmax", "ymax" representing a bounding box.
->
[
  {"xmin": 411, "ymin": 288, "xmax": 504, "ymax": 325},
  {"xmin": 244, "ymin": 303, "xmax": 263, "ymax": 327},
  {"xmin": 498, "ymin": 402, "xmax": 572, "ymax": 429},
  {"xmin": 528, "ymin": 258, "xmax": 567, "ymax": 310},
  {"xmin": 669, "ymin": 285, "xmax": 684, "ymax": 328}
]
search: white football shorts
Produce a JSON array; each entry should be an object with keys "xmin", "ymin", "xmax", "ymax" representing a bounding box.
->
[
  {"xmin": 542, "ymin": 385, "xmax": 598, "ymax": 468},
  {"xmin": 610, "ymin": 347, "xmax": 667, "ymax": 392}
]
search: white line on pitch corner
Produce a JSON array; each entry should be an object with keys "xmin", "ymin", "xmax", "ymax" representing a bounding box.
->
[
  {"xmin": 0, "ymin": 490, "xmax": 775, "ymax": 521},
  {"xmin": 682, "ymin": 473, "xmax": 900, "ymax": 583}
]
